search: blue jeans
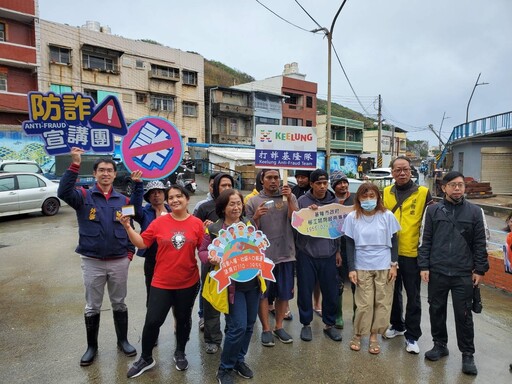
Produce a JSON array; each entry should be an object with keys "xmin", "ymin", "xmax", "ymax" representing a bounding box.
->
[{"xmin": 219, "ymin": 286, "xmax": 260, "ymax": 370}]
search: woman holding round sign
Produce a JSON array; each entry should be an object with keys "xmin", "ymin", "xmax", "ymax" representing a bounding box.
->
[
  {"xmin": 198, "ymin": 189, "xmax": 267, "ymax": 384},
  {"xmin": 342, "ymin": 183, "xmax": 400, "ymax": 355},
  {"xmin": 120, "ymin": 185, "xmax": 204, "ymax": 378}
]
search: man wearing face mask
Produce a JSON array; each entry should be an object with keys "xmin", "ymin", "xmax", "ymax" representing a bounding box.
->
[
  {"xmin": 418, "ymin": 171, "xmax": 488, "ymax": 375},
  {"xmin": 382, "ymin": 156, "xmax": 433, "ymax": 355}
]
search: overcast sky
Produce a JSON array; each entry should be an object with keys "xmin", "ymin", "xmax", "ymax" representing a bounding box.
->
[{"xmin": 39, "ymin": 0, "xmax": 512, "ymax": 146}]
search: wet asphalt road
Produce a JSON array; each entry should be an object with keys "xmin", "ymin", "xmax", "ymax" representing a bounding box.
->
[{"xmin": 1, "ymin": 181, "xmax": 512, "ymax": 384}]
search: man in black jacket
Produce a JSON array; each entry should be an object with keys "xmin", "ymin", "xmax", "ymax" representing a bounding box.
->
[{"xmin": 418, "ymin": 171, "xmax": 489, "ymax": 376}]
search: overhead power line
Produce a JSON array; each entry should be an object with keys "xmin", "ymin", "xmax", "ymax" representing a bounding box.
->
[{"xmin": 254, "ymin": 0, "xmax": 312, "ymax": 32}]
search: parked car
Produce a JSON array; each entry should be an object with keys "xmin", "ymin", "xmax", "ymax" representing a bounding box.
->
[
  {"xmin": 366, "ymin": 167, "xmax": 418, "ymax": 183},
  {"xmin": 113, "ymin": 161, "xmax": 137, "ymax": 196},
  {"xmin": 0, "ymin": 160, "xmax": 43, "ymax": 174},
  {"xmin": 0, "ymin": 172, "xmax": 64, "ymax": 217},
  {"xmin": 366, "ymin": 167, "xmax": 393, "ymax": 179}
]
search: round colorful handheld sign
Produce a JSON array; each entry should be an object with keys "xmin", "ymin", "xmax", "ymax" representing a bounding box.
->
[{"xmin": 120, "ymin": 116, "xmax": 184, "ymax": 180}]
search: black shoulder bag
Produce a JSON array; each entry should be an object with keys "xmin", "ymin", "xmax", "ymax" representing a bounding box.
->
[{"xmin": 439, "ymin": 205, "xmax": 482, "ymax": 313}]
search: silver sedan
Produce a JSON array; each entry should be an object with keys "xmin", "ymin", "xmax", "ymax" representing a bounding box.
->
[{"xmin": 0, "ymin": 172, "xmax": 65, "ymax": 217}]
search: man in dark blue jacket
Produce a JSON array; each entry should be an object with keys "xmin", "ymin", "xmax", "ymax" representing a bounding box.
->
[
  {"xmin": 419, "ymin": 171, "xmax": 489, "ymax": 376},
  {"xmin": 296, "ymin": 169, "xmax": 342, "ymax": 342},
  {"xmin": 58, "ymin": 147, "xmax": 140, "ymax": 366}
]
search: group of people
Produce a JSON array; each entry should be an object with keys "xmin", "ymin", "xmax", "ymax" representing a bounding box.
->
[{"xmin": 58, "ymin": 148, "xmax": 489, "ymax": 382}]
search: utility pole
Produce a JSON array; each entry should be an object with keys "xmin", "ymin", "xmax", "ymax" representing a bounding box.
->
[
  {"xmin": 428, "ymin": 123, "xmax": 445, "ymax": 148},
  {"xmin": 390, "ymin": 124, "xmax": 395, "ymax": 157},
  {"xmin": 377, "ymin": 94, "xmax": 382, "ymax": 167},
  {"xmin": 438, "ymin": 112, "xmax": 450, "ymax": 152},
  {"xmin": 326, "ymin": 30, "xmax": 332, "ymax": 172},
  {"xmin": 313, "ymin": 1, "xmax": 347, "ymax": 173},
  {"xmin": 465, "ymin": 73, "xmax": 489, "ymax": 123}
]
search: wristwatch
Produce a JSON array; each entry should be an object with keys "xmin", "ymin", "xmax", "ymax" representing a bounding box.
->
[{"xmin": 390, "ymin": 262, "xmax": 398, "ymax": 267}]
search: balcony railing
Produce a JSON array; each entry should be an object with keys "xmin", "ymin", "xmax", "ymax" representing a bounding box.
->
[
  {"xmin": 213, "ymin": 103, "xmax": 253, "ymax": 116},
  {"xmin": 330, "ymin": 140, "xmax": 363, "ymax": 152}
]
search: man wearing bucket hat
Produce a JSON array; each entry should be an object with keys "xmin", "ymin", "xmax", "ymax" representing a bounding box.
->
[{"xmin": 132, "ymin": 180, "xmax": 171, "ymax": 305}]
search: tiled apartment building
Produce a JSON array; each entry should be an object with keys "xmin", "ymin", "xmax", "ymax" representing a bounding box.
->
[{"xmin": 40, "ymin": 19, "xmax": 205, "ymax": 144}]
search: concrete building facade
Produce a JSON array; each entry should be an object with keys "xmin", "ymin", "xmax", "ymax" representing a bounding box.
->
[
  {"xmin": 205, "ymin": 86, "xmax": 253, "ymax": 145},
  {"xmin": 39, "ymin": 19, "xmax": 205, "ymax": 144}
]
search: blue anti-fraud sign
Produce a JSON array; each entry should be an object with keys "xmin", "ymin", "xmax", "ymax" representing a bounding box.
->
[{"xmin": 22, "ymin": 91, "xmax": 128, "ymax": 155}]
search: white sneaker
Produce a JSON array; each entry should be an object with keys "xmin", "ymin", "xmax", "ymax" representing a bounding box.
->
[
  {"xmin": 405, "ymin": 339, "xmax": 420, "ymax": 354},
  {"xmin": 383, "ymin": 327, "xmax": 406, "ymax": 339}
]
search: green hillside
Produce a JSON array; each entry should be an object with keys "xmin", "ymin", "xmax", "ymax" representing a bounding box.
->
[{"xmin": 204, "ymin": 59, "xmax": 254, "ymax": 87}]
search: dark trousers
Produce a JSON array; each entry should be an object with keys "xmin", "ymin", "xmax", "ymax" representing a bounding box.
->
[
  {"xmin": 428, "ymin": 273, "xmax": 475, "ymax": 354},
  {"xmin": 389, "ymin": 255, "xmax": 422, "ymax": 341},
  {"xmin": 201, "ymin": 263, "xmax": 222, "ymax": 345},
  {"xmin": 141, "ymin": 283, "xmax": 199, "ymax": 359},
  {"xmin": 143, "ymin": 257, "xmax": 156, "ymax": 307},
  {"xmin": 220, "ymin": 287, "xmax": 260, "ymax": 370},
  {"xmin": 296, "ymin": 251, "xmax": 338, "ymax": 326}
]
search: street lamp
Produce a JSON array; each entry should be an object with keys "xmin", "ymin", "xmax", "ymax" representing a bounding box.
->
[
  {"xmin": 465, "ymin": 73, "xmax": 489, "ymax": 123},
  {"xmin": 311, "ymin": 0, "xmax": 348, "ymax": 173}
]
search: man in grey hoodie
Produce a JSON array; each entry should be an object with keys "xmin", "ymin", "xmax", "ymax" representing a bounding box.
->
[
  {"xmin": 296, "ymin": 169, "xmax": 342, "ymax": 342},
  {"xmin": 246, "ymin": 169, "xmax": 297, "ymax": 347}
]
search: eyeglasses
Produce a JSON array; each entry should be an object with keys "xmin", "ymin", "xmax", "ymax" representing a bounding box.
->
[
  {"xmin": 96, "ymin": 168, "xmax": 115, "ymax": 174},
  {"xmin": 446, "ymin": 182, "xmax": 465, "ymax": 189},
  {"xmin": 393, "ymin": 168, "xmax": 411, "ymax": 174}
]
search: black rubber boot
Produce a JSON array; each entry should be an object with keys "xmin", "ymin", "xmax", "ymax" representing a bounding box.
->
[
  {"xmin": 80, "ymin": 313, "xmax": 100, "ymax": 366},
  {"xmin": 113, "ymin": 310, "xmax": 137, "ymax": 357},
  {"xmin": 335, "ymin": 295, "xmax": 344, "ymax": 329}
]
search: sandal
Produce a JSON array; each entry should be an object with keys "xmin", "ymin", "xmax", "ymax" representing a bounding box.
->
[
  {"xmin": 369, "ymin": 341, "xmax": 381, "ymax": 355},
  {"xmin": 284, "ymin": 310, "xmax": 293, "ymax": 321},
  {"xmin": 313, "ymin": 309, "xmax": 322, "ymax": 317},
  {"xmin": 349, "ymin": 336, "xmax": 361, "ymax": 351}
]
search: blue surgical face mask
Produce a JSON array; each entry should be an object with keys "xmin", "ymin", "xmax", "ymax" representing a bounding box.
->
[{"xmin": 360, "ymin": 199, "xmax": 377, "ymax": 212}]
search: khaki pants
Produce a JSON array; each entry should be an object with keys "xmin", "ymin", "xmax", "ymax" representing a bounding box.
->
[{"xmin": 353, "ymin": 270, "xmax": 394, "ymax": 336}]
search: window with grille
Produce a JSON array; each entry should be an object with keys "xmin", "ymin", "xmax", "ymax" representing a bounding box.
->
[
  {"xmin": 0, "ymin": 73, "xmax": 6, "ymax": 91},
  {"xmin": 0, "ymin": 23, "xmax": 6, "ymax": 42},
  {"xmin": 182, "ymin": 71, "xmax": 197, "ymax": 86},
  {"xmin": 182, "ymin": 102, "xmax": 197, "ymax": 117},
  {"xmin": 283, "ymin": 118, "xmax": 303, "ymax": 126},
  {"xmin": 136, "ymin": 92, "xmax": 147, "ymax": 104},
  {"xmin": 50, "ymin": 45, "xmax": 71, "ymax": 64},
  {"xmin": 150, "ymin": 94, "xmax": 175, "ymax": 112},
  {"xmin": 83, "ymin": 53, "xmax": 116, "ymax": 71},
  {"xmin": 151, "ymin": 65, "xmax": 179, "ymax": 79},
  {"xmin": 83, "ymin": 89, "xmax": 98, "ymax": 102}
]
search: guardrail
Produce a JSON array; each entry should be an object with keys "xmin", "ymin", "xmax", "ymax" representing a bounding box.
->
[{"xmin": 437, "ymin": 110, "xmax": 512, "ymax": 167}]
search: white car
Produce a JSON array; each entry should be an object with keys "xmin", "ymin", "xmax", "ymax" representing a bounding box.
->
[
  {"xmin": 366, "ymin": 167, "xmax": 418, "ymax": 184},
  {"xmin": 366, "ymin": 167, "xmax": 393, "ymax": 179},
  {"xmin": 0, "ymin": 172, "xmax": 64, "ymax": 217}
]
